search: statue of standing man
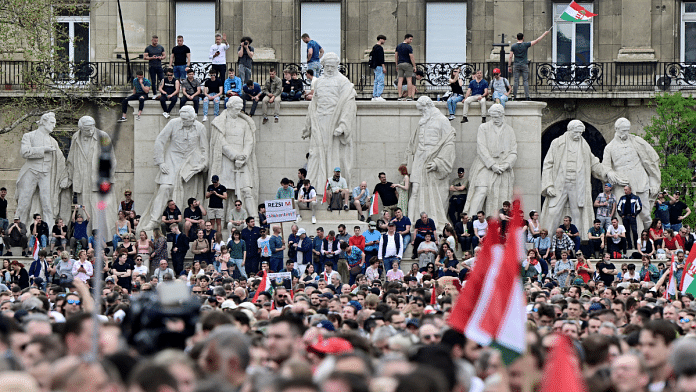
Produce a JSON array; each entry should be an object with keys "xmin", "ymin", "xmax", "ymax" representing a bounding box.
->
[
  {"xmin": 539, "ymin": 120, "xmax": 607, "ymax": 239},
  {"xmin": 15, "ymin": 112, "xmax": 66, "ymax": 225},
  {"xmin": 463, "ymin": 104, "xmax": 517, "ymax": 218},
  {"xmin": 603, "ymin": 117, "xmax": 661, "ymax": 231},
  {"xmin": 406, "ymin": 96, "xmax": 456, "ymax": 231},
  {"xmin": 302, "ymin": 52, "xmax": 356, "ymax": 189},
  {"xmin": 139, "ymin": 106, "xmax": 209, "ymax": 231},
  {"xmin": 210, "ymin": 96, "xmax": 259, "ymax": 223},
  {"xmin": 60, "ymin": 116, "xmax": 118, "ymax": 234}
]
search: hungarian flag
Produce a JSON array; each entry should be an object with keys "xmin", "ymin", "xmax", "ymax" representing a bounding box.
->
[
  {"xmin": 321, "ymin": 180, "xmax": 329, "ymax": 204},
  {"xmin": 540, "ymin": 335, "xmax": 587, "ymax": 392},
  {"xmin": 680, "ymin": 244, "xmax": 696, "ymax": 295},
  {"xmin": 370, "ymin": 192, "xmax": 380, "ymax": 215},
  {"xmin": 665, "ymin": 254, "xmax": 678, "ymax": 300},
  {"xmin": 560, "ymin": 1, "xmax": 597, "ymax": 22},
  {"xmin": 32, "ymin": 236, "xmax": 39, "ymax": 261},
  {"xmin": 251, "ymin": 270, "xmax": 272, "ymax": 303},
  {"xmin": 448, "ymin": 198, "xmax": 526, "ymax": 365}
]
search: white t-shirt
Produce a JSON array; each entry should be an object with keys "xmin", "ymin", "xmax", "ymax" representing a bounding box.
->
[
  {"xmin": 607, "ymin": 224, "xmax": 626, "ymax": 244},
  {"xmin": 473, "ymin": 220, "xmax": 488, "ymax": 237},
  {"xmin": 133, "ymin": 265, "xmax": 148, "ymax": 276},
  {"xmin": 209, "ymin": 43, "xmax": 230, "ymax": 65}
]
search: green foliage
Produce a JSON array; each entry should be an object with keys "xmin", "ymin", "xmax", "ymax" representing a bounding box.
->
[{"xmin": 643, "ymin": 92, "xmax": 696, "ymax": 227}]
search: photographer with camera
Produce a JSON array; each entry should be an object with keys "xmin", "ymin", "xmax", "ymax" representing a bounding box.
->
[{"xmin": 237, "ymin": 36, "xmax": 254, "ymax": 86}]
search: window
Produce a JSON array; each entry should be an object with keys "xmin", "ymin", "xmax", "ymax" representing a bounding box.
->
[
  {"xmin": 553, "ymin": 3, "xmax": 593, "ymax": 64},
  {"xmin": 426, "ymin": 2, "xmax": 466, "ymax": 63},
  {"xmin": 682, "ymin": 2, "xmax": 696, "ymax": 62},
  {"xmin": 176, "ymin": 2, "xmax": 215, "ymax": 63},
  {"xmin": 55, "ymin": 16, "xmax": 89, "ymax": 64},
  {"xmin": 300, "ymin": 2, "xmax": 341, "ymax": 63}
]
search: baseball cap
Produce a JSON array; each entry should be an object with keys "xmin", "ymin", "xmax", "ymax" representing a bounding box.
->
[
  {"xmin": 589, "ymin": 302, "xmax": 603, "ymax": 312},
  {"xmin": 212, "ymin": 175, "xmax": 219, "ymax": 182},
  {"xmin": 387, "ymin": 221, "xmax": 396, "ymax": 226},
  {"xmin": 320, "ymin": 293, "xmax": 334, "ymax": 300},
  {"xmin": 105, "ymin": 277, "xmax": 115, "ymax": 283},
  {"xmin": 457, "ymin": 167, "xmax": 465, "ymax": 173},
  {"xmin": 334, "ymin": 167, "xmax": 341, "ymax": 172},
  {"xmin": 369, "ymin": 221, "xmax": 377, "ymax": 227},
  {"xmin": 493, "ymin": 68, "xmax": 501, "ymax": 74},
  {"xmin": 316, "ymin": 320, "xmax": 335, "ymax": 331},
  {"xmin": 221, "ymin": 300, "xmax": 237, "ymax": 310},
  {"xmin": 348, "ymin": 300, "xmax": 362, "ymax": 311},
  {"xmin": 298, "ymin": 228, "xmax": 306, "ymax": 236},
  {"xmin": 605, "ymin": 183, "xmax": 612, "ymax": 187},
  {"xmin": 308, "ymin": 337, "xmax": 353, "ymax": 355}
]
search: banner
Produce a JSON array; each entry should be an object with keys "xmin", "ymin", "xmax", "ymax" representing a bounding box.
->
[{"xmin": 265, "ymin": 199, "xmax": 297, "ymax": 223}]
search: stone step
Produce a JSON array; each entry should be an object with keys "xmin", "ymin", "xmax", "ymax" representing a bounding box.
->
[{"xmin": 295, "ymin": 207, "xmax": 378, "ymax": 221}]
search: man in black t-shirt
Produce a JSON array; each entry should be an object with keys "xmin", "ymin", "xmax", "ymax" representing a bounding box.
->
[
  {"xmin": 169, "ymin": 35, "xmax": 191, "ymax": 80},
  {"xmin": 202, "ymin": 71, "xmax": 223, "ymax": 122},
  {"xmin": 373, "ymin": 172, "xmax": 399, "ymax": 217},
  {"xmin": 206, "ymin": 175, "xmax": 227, "ymax": 233},
  {"xmin": 595, "ymin": 253, "xmax": 617, "ymax": 286},
  {"xmin": 29, "ymin": 213, "xmax": 50, "ymax": 250},
  {"xmin": 184, "ymin": 197, "xmax": 207, "ymax": 239},
  {"xmin": 370, "ymin": 35, "xmax": 386, "ymax": 101},
  {"xmin": 161, "ymin": 200, "xmax": 183, "ymax": 240},
  {"xmin": 51, "ymin": 218, "xmax": 68, "ymax": 251},
  {"xmin": 669, "ymin": 191, "xmax": 691, "ymax": 232}
]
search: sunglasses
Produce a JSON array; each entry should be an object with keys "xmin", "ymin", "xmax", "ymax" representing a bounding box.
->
[
  {"xmin": 192, "ymin": 290, "xmax": 202, "ymax": 293},
  {"xmin": 67, "ymin": 298, "xmax": 81, "ymax": 305},
  {"xmin": 166, "ymin": 73, "xmax": 173, "ymax": 76},
  {"xmin": 422, "ymin": 334, "xmax": 441, "ymax": 340},
  {"xmin": 235, "ymin": 204, "xmax": 242, "ymax": 206}
]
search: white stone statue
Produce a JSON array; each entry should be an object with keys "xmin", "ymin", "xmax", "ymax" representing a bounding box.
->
[
  {"xmin": 139, "ymin": 106, "xmax": 209, "ymax": 231},
  {"xmin": 603, "ymin": 117, "xmax": 661, "ymax": 230},
  {"xmin": 60, "ymin": 116, "xmax": 118, "ymax": 234},
  {"xmin": 406, "ymin": 96, "xmax": 456, "ymax": 230},
  {"xmin": 302, "ymin": 52, "xmax": 356, "ymax": 190},
  {"xmin": 463, "ymin": 104, "xmax": 517, "ymax": 218},
  {"xmin": 210, "ymin": 96, "xmax": 259, "ymax": 224},
  {"xmin": 539, "ymin": 120, "xmax": 607, "ymax": 239},
  {"xmin": 15, "ymin": 112, "xmax": 66, "ymax": 225}
]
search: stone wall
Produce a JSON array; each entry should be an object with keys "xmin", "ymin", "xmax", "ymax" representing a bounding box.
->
[{"xmin": 131, "ymin": 100, "xmax": 547, "ymax": 220}]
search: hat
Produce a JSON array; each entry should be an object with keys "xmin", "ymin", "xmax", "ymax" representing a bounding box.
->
[
  {"xmin": 221, "ymin": 300, "xmax": 237, "ymax": 310},
  {"xmin": 677, "ymin": 249, "xmax": 685, "ymax": 254},
  {"xmin": 370, "ymin": 287, "xmax": 381, "ymax": 295},
  {"xmin": 32, "ymin": 277, "xmax": 43, "ymax": 286},
  {"xmin": 370, "ymin": 311, "xmax": 384, "ymax": 320},
  {"xmin": 334, "ymin": 167, "xmax": 341, "ymax": 172},
  {"xmin": 212, "ymin": 175, "xmax": 219, "ymax": 182},
  {"xmin": 387, "ymin": 221, "xmax": 396, "ymax": 226},
  {"xmin": 237, "ymin": 302, "xmax": 258, "ymax": 313},
  {"xmin": 298, "ymin": 228, "xmax": 306, "ymax": 236},
  {"xmin": 105, "ymin": 277, "xmax": 115, "ymax": 283},
  {"xmin": 12, "ymin": 217, "xmax": 19, "ymax": 221},
  {"xmin": 589, "ymin": 302, "xmax": 603, "ymax": 312},
  {"xmin": 457, "ymin": 167, "xmax": 465, "ymax": 173},
  {"xmin": 348, "ymin": 300, "xmax": 362, "ymax": 311},
  {"xmin": 320, "ymin": 293, "xmax": 334, "ymax": 300},
  {"xmin": 676, "ymin": 191, "xmax": 682, "ymax": 195},
  {"xmin": 316, "ymin": 320, "xmax": 335, "ymax": 331},
  {"xmin": 308, "ymin": 337, "xmax": 353, "ymax": 355},
  {"xmin": 605, "ymin": 183, "xmax": 612, "ymax": 187},
  {"xmin": 369, "ymin": 221, "xmax": 377, "ymax": 227},
  {"xmin": 493, "ymin": 68, "xmax": 501, "ymax": 74},
  {"xmin": 406, "ymin": 318, "xmax": 420, "ymax": 328}
]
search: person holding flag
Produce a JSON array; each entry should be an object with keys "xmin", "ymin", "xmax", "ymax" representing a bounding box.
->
[
  {"xmin": 508, "ymin": 30, "xmax": 551, "ymax": 101},
  {"xmin": 679, "ymin": 243, "xmax": 696, "ymax": 295}
]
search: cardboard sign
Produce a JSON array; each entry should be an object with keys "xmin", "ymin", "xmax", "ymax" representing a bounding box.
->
[{"xmin": 265, "ymin": 199, "xmax": 297, "ymax": 223}]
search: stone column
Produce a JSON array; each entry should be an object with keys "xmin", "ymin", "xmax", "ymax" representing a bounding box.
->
[
  {"xmin": 367, "ymin": 0, "xmax": 397, "ymax": 53},
  {"xmin": 617, "ymin": 0, "xmax": 655, "ymax": 60},
  {"xmin": 490, "ymin": 0, "xmax": 523, "ymax": 60}
]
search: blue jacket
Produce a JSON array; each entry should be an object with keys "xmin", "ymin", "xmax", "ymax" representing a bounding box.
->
[
  {"xmin": 224, "ymin": 76, "xmax": 242, "ymax": 96},
  {"xmin": 297, "ymin": 237, "xmax": 313, "ymax": 265},
  {"xmin": 617, "ymin": 193, "xmax": 643, "ymax": 217},
  {"xmin": 29, "ymin": 258, "xmax": 49, "ymax": 279}
]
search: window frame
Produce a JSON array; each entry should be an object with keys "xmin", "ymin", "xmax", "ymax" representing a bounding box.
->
[
  {"xmin": 681, "ymin": 2, "xmax": 696, "ymax": 63},
  {"xmin": 551, "ymin": 2, "xmax": 593, "ymax": 64}
]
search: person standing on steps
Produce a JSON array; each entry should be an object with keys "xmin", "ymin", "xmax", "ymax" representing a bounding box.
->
[{"xmin": 369, "ymin": 35, "xmax": 387, "ymax": 101}]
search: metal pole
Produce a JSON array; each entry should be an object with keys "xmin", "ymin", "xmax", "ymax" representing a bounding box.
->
[{"xmin": 117, "ymin": 0, "xmax": 132, "ymax": 82}]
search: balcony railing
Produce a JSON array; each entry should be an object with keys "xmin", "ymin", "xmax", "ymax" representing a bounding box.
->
[{"xmin": 1, "ymin": 60, "xmax": 696, "ymax": 96}]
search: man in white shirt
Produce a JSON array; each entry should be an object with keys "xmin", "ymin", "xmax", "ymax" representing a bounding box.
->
[
  {"xmin": 607, "ymin": 217, "xmax": 627, "ymax": 255},
  {"xmin": 320, "ymin": 261, "xmax": 341, "ymax": 283},
  {"xmin": 472, "ymin": 211, "xmax": 488, "ymax": 249},
  {"xmin": 327, "ymin": 167, "xmax": 350, "ymax": 212},
  {"xmin": 297, "ymin": 179, "xmax": 317, "ymax": 224},
  {"xmin": 379, "ymin": 222, "xmax": 403, "ymax": 268},
  {"xmin": 153, "ymin": 259, "xmax": 175, "ymax": 281},
  {"xmin": 209, "ymin": 33, "xmax": 230, "ymax": 79}
]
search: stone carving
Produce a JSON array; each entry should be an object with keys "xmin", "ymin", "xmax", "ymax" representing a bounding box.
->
[
  {"xmin": 139, "ymin": 106, "xmax": 209, "ymax": 231},
  {"xmin": 15, "ymin": 112, "xmax": 66, "ymax": 225},
  {"xmin": 603, "ymin": 117, "xmax": 661, "ymax": 230},
  {"xmin": 60, "ymin": 116, "xmax": 118, "ymax": 234},
  {"xmin": 210, "ymin": 96, "xmax": 259, "ymax": 221},
  {"xmin": 463, "ymin": 104, "xmax": 517, "ymax": 218},
  {"xmin": 406, "ymin": 96, "xmax": 456, "ymax": 230},
  {"xmin": 539, "ymin": 120, "xmax": 607, "ymax": 239},
  {"xmin": 302, "ymin": 52, "xmax": 356, "ymax": 189}
]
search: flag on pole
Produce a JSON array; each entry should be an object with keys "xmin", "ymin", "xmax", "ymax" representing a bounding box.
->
[
  {"xmin": 560, "ymin": 1, "xmax": 597, "ymax": 22},
  {"xmin": 680, "ymin": 244, "xmax": 696, "ymax": 295},
  {"xmin": 252, "ymin": 270, "xmax": 271, "ymax": 303},
  {"xmin": 321, "ymin": 180, "xmax": 329, "ymax": 204},
  {"xmin": 31, "ymin": 236, "xmax": 39, "ymax": 261},
  {"xmin": 370, "ymin": 192, "xmax": 380, "ymax": 215},
  {"xmin": 448, "ymin": 197, "xmax": 527, "ymax": 365},
  {"xmin": 539, "ymin": 335, "xmax": 587, "ymax": 392},
  {"xmin": 665, "ymin": 254, "xmax": 678, "ymax": 300}
]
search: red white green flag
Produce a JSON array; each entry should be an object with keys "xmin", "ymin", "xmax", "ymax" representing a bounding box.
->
[
  {"xmin": 370, "ymin": 192, "xmax": 380, "ymax": 215},
  {"xmin": 680, "ymin": 244, "xmax": 696, "ymax": 295},
  {"xmin": 448, "ymin": 198, "xmax": 527, "ymax": 365},
  {"xmin": 560, "ymin": 1, "xmax": 597, "ymax": 22}
]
